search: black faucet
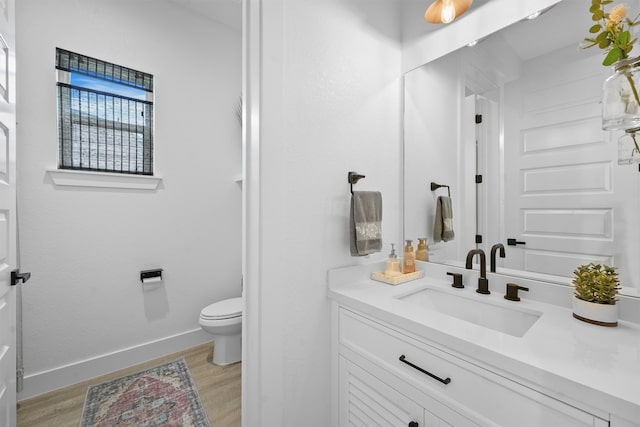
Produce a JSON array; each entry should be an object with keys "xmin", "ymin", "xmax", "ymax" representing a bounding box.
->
[
  {"xmin": 490, "ymin": 243, "xmax": 506, "ymax": 273},
  {"xmin": 465, "ymin": 249, "xmax": 490, "ymax": 294}
]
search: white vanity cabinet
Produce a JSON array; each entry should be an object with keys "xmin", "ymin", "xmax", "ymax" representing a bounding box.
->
[{"xmin": 334, "ymin": 306, "xmax": 610, "ymax": 427}]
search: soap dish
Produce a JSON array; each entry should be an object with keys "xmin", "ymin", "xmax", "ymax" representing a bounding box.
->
[{"xmin": 371, "ymin": 270, "xmax": 424, "ymax": 286}]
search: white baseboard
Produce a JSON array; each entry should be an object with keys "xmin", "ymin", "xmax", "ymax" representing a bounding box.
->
[{"xmin": 18, "ymin": 328, "xmax": 211, "ymax": 401}]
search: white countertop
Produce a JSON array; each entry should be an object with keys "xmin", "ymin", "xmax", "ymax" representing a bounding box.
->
[{"xmin": 328, "ymin": 262, "xmax": 640, "ymax": 424}]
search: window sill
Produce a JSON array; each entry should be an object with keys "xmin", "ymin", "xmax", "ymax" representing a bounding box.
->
[{"xmin": 47, "ymin": 169, "xmax": 162, "ymax": 190}]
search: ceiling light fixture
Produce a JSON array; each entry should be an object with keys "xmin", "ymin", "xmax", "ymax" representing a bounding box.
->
[
  {"xmin": 466, "ymin": 35, "xmax": 487, "ymax": 48},
  {"xmin": 425, "ymin": 0, "xmax": 473, "ymax": 24},
  {"xmin": 525, "ymin": 5, "xmax": 556, "ymax": 21},
  {"xmin": 526, "ymin": 10, "xmax": 542, "ymax": 20}
]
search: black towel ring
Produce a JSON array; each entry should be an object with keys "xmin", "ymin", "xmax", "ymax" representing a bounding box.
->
[
  {"xmin": 430, "ymin": 182, "xmax": 450, "ymax": 198},
  {"xmin": 348, "ymin": 171, "xmax": 366, "ymax": 194}
]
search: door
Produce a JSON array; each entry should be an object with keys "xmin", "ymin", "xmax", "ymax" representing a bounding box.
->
[
  {"xmin": 0, "ymin": 0, "xmax": 17, "ymax": 425},
  {"xmin": 503, "ymin": 50, "xmax": 630, "ymax": 278}
]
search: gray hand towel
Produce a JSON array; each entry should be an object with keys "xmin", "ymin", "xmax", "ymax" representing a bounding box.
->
[
  {"xmin": 433, "ymin": 195, "xmax": 454, "ymax": 243},
  {"xmin": 350, "ymin": 191, "xmax": 383, "ymax": 256}
]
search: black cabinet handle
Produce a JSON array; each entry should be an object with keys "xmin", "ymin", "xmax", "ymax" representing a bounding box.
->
[
  {"xmin": 507, "ymin": 238, "xmax": 526, "ymax": 246},
  {"xmin": 399, "ymin": 355, "xmax": 451, "ymax": 385},
  {"xmin": 408, "ymin": 422, "xmax": 419, "ymax": 427}
]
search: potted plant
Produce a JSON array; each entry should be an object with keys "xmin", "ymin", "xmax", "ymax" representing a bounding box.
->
[{"xmin": 572, "ymin": 263, "xmax": 620, "ymax": 327}]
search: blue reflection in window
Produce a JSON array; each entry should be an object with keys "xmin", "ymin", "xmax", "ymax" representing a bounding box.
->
[{"xmin": 70, "ymin": 72, "xmax": 147, "ymax": 101}]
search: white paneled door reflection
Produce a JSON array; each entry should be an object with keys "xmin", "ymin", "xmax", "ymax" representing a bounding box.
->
[{"xmin": 503, "ymin": 51, "xmax": 628, "ymax": 279}]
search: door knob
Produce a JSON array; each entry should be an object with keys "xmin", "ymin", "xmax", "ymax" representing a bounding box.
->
[
  {"xmin": 507, "ymin": 238, "xmax": 526, "ymax": 246},
  {"xmin": 408, "ymin": 422, "xmax": 419, "ymax": 427},
  {"xmin": 11, "ymin": 269, "xmax": 31, "ymax": 286}
]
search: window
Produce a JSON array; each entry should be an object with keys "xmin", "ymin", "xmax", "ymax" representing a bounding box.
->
[{"xmin": 55, "ymin": 48, "xmax": 154, "ymax": 175}]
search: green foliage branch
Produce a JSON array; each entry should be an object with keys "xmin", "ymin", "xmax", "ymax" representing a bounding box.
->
[{"xmin": 583, "ymin": 0, "xmax": 640, "ymax": 66}]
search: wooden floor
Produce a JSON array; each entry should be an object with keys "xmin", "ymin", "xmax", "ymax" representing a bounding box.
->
[{"xmin": 16, "ymin": 342, "xmax": 241, "ymax": 427}]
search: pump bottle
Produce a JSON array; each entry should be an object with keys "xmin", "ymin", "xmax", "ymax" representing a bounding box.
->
[
  {"xmin": 384, "ymin": 243, "xmax": 402, "ymax": 277},
  {"xmin": 416, "ymin": 237, "xmax": 429, "ymax": 262},
  {"xmin": 403, "ymin": 240, "xmax": 416, "ymax": 273}
]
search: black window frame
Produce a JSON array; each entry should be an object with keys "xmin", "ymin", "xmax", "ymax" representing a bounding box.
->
[{"xmin": 55, "ymin": 48, "xmax": 155, "ymax": 176}]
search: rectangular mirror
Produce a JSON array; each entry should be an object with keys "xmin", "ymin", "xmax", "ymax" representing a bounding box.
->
[{"xmin": 404, "ymin": 0, "xmax": 640, "ymax": 296}]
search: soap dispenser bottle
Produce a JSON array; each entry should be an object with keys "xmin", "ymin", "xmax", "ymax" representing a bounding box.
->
[
  {"xmin": 403, "ymin": 240, "xmax": 416, "ymax": 273},
  {"xmin": 416, "ymin": 237, "xmax": 429, "ymax": 262},
  {"xmin": 384, "ymin": 243, "xmax": 402, "ymax": 277}
]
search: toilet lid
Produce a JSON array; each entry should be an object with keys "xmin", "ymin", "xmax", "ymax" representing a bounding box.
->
[{"xmin": 200, "ymin": 297, "xmax": 242, "ymax": 320}]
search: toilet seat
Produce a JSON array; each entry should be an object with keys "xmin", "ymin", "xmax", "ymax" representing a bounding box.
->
[{"xmin": 200, "ymin": 297, "xmax": 242, "ymax": 320}]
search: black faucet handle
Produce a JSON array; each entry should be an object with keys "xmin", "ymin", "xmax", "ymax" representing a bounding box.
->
[
  {"xmin": 504, "ymin": 283, "xmax": 529, "ymax": 301},
  {"xmin": 476, "ymin": 277, "xmax": 490, "ymax": 295},
  {"xmin": 447, "ymin": 272, "xmax": 464, "ymax": 288}
]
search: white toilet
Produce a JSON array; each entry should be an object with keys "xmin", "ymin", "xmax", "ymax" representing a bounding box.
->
[{"xmin": 199, "ymin": 297, "xmax": 242, "ymax": 366}]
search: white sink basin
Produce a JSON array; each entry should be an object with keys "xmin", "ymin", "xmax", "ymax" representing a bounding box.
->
[{"xmin": 396, "ymin": 287, "xmax": 541, "ymax": 337}]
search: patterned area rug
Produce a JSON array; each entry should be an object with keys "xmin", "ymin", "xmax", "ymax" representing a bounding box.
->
[{"xmin": 80, "ymin": 358, "xmax": 211, "ymax": 427}]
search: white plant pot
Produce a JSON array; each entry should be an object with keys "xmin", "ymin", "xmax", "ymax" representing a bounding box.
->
[{"xmin": 572, "ymin": 296, "xmax": 618, "ymax": 327}]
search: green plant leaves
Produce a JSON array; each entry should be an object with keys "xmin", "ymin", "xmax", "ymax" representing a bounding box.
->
[
  {"xmin": 604, "ymin": 47, "xmax": 623, "ymax": 65},
  {"xmin": 583, "ymin": 1, "xmax": 640, "ymax": 66},
  {"xmin": 599, "ymin": 39, "xmax": 612, "ymax": 49},
  {"xmin": 596, "ymin": 31, "xmax": 609, "ymax": 42},
  {"xmin": 618, "ymin": 30, "xmax": 631, "ymax": 45},
  {"xmin": 572, "ymin": 263, "xmax": 620, "ymax": 304}
]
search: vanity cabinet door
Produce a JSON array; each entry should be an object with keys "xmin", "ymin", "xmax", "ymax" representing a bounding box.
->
[{"xmin": 339, "ymin": 356, "xmax": 424, "ymax": 427}]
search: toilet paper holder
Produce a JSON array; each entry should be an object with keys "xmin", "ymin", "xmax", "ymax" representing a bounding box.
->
[{"xmin": 140, "ymin": 268, "xmax": 163, "ymax": 283}]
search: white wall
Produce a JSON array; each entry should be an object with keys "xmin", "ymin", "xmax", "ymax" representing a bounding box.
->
[
  {"xmin": 16, "ymin": 0, "xmax": 241, "ymax": 398},
  {"xmin": 244, "ymin": 0, "xmax": 402, "ymax": 425}
]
